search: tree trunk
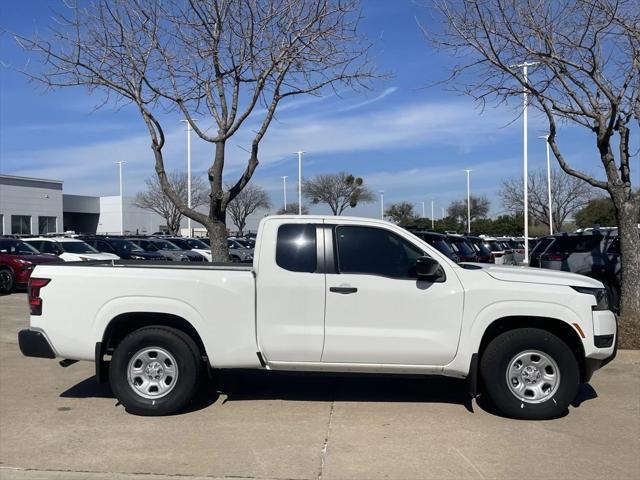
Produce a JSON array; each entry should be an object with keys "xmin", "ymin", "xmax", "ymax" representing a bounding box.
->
[
  {"xmin": 614, "ymin": 194, "xmax": 640, "ymax": 347},
  {"xmin": 206, "ymin": 220, "xmax": 228, "ymax": 263},
  {"xmin": 207, "ymin": 141, "xmax": 230, "ymax": 263}
]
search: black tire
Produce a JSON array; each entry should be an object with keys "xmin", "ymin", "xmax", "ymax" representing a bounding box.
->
[
  {"xmin": 230, "ymin": 255, "xmax": 240, "ymax": 263},
  {"xmin": 480, "ymin": 328, "xmax": 579, "ymax": 420},
  {"xmin": 109, "ymin": 326, "xmax": 202, "ymax": 416},
  {"xmin": 0, "ymin": 268, "xmax": 15, "ymax": 294}
]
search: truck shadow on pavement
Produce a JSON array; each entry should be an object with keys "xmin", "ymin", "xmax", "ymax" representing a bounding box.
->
[{"xmin": 60, "ymin": 371, "xmax": 598, "ymax": 416}]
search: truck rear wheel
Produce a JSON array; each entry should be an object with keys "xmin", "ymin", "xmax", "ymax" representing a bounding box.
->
[
  {"xmin": 480, "ymin": 328, "xmax": 579, "ymax": 420},
  {"xmin": 109, "ymin": 326, "xmax": 202, "ymax": 416}
]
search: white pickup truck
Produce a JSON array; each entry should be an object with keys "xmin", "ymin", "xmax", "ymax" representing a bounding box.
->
[{"xmin": 19, "ymin": 216, "xmax": 617, "ymax": 419}]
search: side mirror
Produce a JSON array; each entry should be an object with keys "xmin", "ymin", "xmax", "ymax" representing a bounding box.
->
[{"xmin": 415, "ymin": 256, "xmax": 442, "ymax": 279}]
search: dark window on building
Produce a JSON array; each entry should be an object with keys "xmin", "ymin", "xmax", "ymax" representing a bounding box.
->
[
  {"xmin": 276, "ymin": 224, "xmax": 317, "ymax": 273},
  {"xmin": 38, "ymin": 216, "xmax": 57, "ymax": 234},
  {"xmin": 336, "ymin": 226, "xmax": 424, "ymax": 279},
  {"xmin": 11, "ymin": 215, "xmax": 31, "ymax": 235}
]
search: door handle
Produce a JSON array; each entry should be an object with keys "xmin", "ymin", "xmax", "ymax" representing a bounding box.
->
[{"xmin": 330, "ymin": 286, "xmax": 358, "ymax": 294}]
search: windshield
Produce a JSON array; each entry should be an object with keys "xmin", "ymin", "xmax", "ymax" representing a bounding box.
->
[
  {"xmin": 0, "ymin": 240, "xmax": 40, "ymax": 255},
  {"xmin": 168, "ymin": 238, "xmax": 192, "ymax": 250},
  {"xmin": 60, "ymin": 241, "xmax": 100, "ymax": 254},
  {"xmin": 531, "ymin": 237, "xmax": 554, "ymax": 255},
  {"xmin": 449, "ymin": 239, "xmax": 475, "ymax": 256},
  {"xmin": 152, "ymin": 240, "xmax": 181, "ymax": 251},
  {"xmin": 469, "ymin": 241, "xmax": 492, "ymax": 256},
  {"xmin": 485, "ymin": 241, "xmax": 503, "ymax": 252},
  {"xmin": 186, "ymin": 239, "xmax": 209, "ymax": 249},
  {"xmin": 234, "ymin": 239, "xmax": 252, "ymax": 249},
  {"xmin": 110, "ymin": 239, "xmax": 144, "ymax": 252}
]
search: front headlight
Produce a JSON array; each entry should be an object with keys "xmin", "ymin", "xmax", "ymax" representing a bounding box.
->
[{"xmin": 571, "ymin": 286, "xmax": 609, "ymax": 311}]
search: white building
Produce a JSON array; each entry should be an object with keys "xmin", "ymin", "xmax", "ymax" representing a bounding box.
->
[{"xmin": 1, "ymin": 173, "xmax": 266, "ymax": 237}]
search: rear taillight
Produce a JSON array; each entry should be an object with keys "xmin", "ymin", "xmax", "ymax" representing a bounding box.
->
[
  {"xmin": 492, "ymin": 252, "xmax": 504, "ymax": 258},
  {"xmin": 28, "ymin": 278, "xmax": 50, "ymax": 316}
]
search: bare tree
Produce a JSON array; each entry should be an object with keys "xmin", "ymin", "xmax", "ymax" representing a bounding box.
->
[
  {"xmin": 226, "ymin": 183, "xmax": 271, "ymax": 236},
  {"xmin": 277, "ymin": 203, "xmax": 309, "ymax": 215},
  {"xmin": 134, "ymin": 171, "xmax": 208, "ymax": 235},
  {"xmin": 302, "ymin": 172, "xmax": 375, "ymax": 215},
  {"xmin": 13, "ymin": 0, "xmax": 377, "ymax": 261},
  {"xmin": 385, "ymin": 201, "xmax": 418, "ymax": 224},
  {"xmin": 500, "ymin": 168, "xmax": 594, "ymax": 232},
  {"xmin": 447, "ymin": 195, "xmax": 490, "ymax": 226},
  {"xmin": 428, "ymin": 0, "xmax": 640, "ymax": 329}
]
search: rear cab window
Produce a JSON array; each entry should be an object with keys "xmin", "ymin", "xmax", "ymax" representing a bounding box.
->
[{"xmin": 276, "ymin": 224, "xmax": 317, "ymax": 273}]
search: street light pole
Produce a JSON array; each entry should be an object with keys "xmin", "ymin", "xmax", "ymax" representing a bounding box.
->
[
  {"xmin": 281, "ymin": 176, "xmax": 288, "ymax": 210},
  {"xmin": 380, "ymin": 191, "xmax": 384, "ymax": 220},
  {"xmin": 539, "ymin": 134, "xmax": 553, "ymax": 235},
  {"xmin": 296, "ymin": 151, "xmax": 305, "ymax": 215},
  {"xmin": 180, "ymin": 119, "xmax": 193, "ymax": 236},
  {"xmin": 464, "ymin": 169, "xmax": 472, "ymax": 234},
  {"xmin": 442, "ymin": 207, "xmax": 445, "ymax": 220},
  {"xmin": 512, "ymin": 61, "xmax": 538, "ymax": 264},
  {"xmin": 431, "ymin": 200, "xmax": 435, "ymax": 229},
  {"xmin": 421, "ymin": 201, "xmax": 425, "ymax": 218},
  {"xmin": 116, "ymin": 161, "xmax": 126, "ymax": 235}
]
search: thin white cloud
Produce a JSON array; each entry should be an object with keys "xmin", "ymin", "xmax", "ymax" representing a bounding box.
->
[
  {"xmin": 3, "ymin": 99, "xmax": 518, "ymax": 196},
  {"xmin": 334, "ymin": 87, "xmax": 398, "ymax": 112}
]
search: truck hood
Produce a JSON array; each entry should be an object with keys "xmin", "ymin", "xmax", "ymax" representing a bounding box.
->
[{"xmin": 476, "ymin": 264, "xmax": 603, "ymax": 288}]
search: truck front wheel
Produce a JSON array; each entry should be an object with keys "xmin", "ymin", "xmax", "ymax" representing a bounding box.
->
[
  {"xmin": 109, "ymin": 326, "xmax": 202, "ymax": 416},
  {"xmin": 480, "ymin": 328, "xmax": 579, "ymax": 420}
]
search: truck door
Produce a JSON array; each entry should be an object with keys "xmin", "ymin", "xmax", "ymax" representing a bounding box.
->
[
  {"xmin": 322, "ymin": 223, "xmax": 464, "ymax": 366},
  {"xmin": 256, "ymin": 220, "xmax": 326, "ymax": 362}
]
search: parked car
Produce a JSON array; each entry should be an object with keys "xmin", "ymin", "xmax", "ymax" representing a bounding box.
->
[
  {"xmin": 464, "ymin": 236, "xmax": 494, "ymax": 263},
  {"xmin": 164, "ymin": 237, "xmax": 212, "ymax": 262},
  {"xmin": 236, "ymin": 238, "xmax": 255, "ymax": 249},
  {"xmin": 23, "ymin": 237, "xmax": 120, "ymax": 262},
  {"xmin": 19, "ymin": 215, "xmax": 616, "ymax": 420},
  {"xmin": 529, "ymin": 236, "xmax": 555, "ymax": 267},
  {"xmin": 446, "ymin": 234, "xmax": 478, "ymax": 262},
  {"xmin": 200, "ymin": 237, "xmax": 254, "ymax": 263},
  {"xmin": 480, "ymin": 236, "xmax": 516, "ymax": 265},
  {"xmin": 0, "ymin": 239, "xmax": 62, "ymax": 293},
  {"xmin": 537, "ymin": 230, "xmax": 625, "ymax": 309},
  {"xmin": 128, "ymin": 238, "xmax": 205, "ymax": 262},
  {"xmin": 410, "ymin": 231, "xmax": 459, "ymax": 262},
  {"xmin": 498, "ymin": 237, "xmax": 526, "ymax": 264},
  {"xmin": 81, "ymin": 237, "xmax": 167, "ymax": 261}
]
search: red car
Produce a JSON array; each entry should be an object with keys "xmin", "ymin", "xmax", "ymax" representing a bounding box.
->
[{"xmin": 0, "ymin": 239, "xmax": 62, "ymax": 294}]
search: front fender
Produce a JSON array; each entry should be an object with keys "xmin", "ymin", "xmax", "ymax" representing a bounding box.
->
[{"xmin": 445, "ymin": 300, "xmax": 587, "ymax": 377}]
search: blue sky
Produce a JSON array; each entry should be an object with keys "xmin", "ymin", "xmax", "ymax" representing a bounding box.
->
[{"xmin": 0, "ymin": 0, "xmax": 632, "ymax": 219}]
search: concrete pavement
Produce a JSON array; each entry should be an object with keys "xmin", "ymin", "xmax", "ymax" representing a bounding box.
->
[{"xmin": 1, "ymin": 292, "xmax": 639, "ymax": 480}]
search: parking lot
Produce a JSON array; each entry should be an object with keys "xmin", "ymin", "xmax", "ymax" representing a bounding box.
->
[{"xmin": 0, "ymin": 292, "xmax": 638, "ymax": 480}]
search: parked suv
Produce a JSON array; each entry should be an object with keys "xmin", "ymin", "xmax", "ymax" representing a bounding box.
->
[
  {"xmin": 128, "ymin": 238, "xmax": 205, "ymax": 262},
  {"xmin": 81, "ymin": 237, "xmax": 166, "ymax": 261},
  {"xmin": 480, "ymin": 237, "xmax": 516, "ymax": 265},
  {"xmin": 0, "ymin": 239, "xmax": 62, "ymax": 293},
  {"xmin": 446, "ymin": 234, "xmax": 478, "ymax": 262},
  {"xmin": 23, "ymin": 237, "xmax": 120, "ymax": 262},
  {"xmin": 537, "ymin": 230, "xmax": 624, "ymax": 309},
  {"xmin": 529, "ymin": 236, "xmax": 555, "ymax": 267},
  {"xmin": 165, "ymin": 237, "xmax": 212, "ymax": 262},
  {"xmin": 409, "ymin": 231, "xmax": 459, "ymax": 263},
  {"xmin": 498, "ymin": 237, "xmax": 526, "ymax": 264},
  {"xmin": 464, "ymin": 236, "xmax": 494, "ymax": 263}
]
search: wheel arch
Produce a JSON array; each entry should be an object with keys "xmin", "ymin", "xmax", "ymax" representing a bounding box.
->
[
  {"xmin": 96, "ymin": 312, "xmax": 209, "ymax": 383},
  {"xmin": 478, "ymin": 316, "xmax": 587, "ymax": 383}
]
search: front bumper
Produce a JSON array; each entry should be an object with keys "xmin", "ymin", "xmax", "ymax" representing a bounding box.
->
[
  {"xmin": 584, "ymin": 311, "xmax": 618, "ymax": 382},
  {"xmin": 18, "ymin": 329, "xmax": 56, "ymax": 359}
]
